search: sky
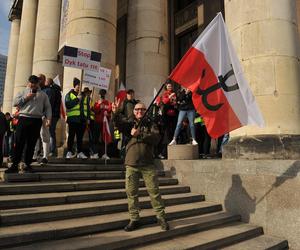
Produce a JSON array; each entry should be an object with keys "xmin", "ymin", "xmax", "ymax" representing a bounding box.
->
[{"xmin": 0, "ymin": 0, "xmax": 13, "ymax": 56}]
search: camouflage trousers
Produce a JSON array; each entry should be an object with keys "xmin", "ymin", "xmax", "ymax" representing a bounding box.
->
[{"xmin": 125, "ymin": 165, "xmax": 166, "ymax": 221}]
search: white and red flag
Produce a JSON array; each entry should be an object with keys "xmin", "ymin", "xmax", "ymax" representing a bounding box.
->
[
  {"xmin": 102, "ymin": 115, "xmax": 112, "ymax": 144},
  {"xmin": 169, "ymin": 13, "xmax": 264, "ymax": 138},
  {"xmin": 116, "ymin": 82, "xmax": 127, "ymax": 103}
]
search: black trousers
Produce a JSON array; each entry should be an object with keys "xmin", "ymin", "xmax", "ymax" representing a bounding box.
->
[
  {"xmin": 0, "ymin": 134, "xmax": 4, "ymax": 167},
  {"xmin": 12, "ymin": 117, "xmax": 42, "ymax": 167},
  {"xmin": 67, "ymin": 122, "xmax": 86, "ymax": 153}
]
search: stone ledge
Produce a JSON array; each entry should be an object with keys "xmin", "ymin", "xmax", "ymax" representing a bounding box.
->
[{"xmin": 168, "ymin": 144, "xmax": 199, "ymax": 160}]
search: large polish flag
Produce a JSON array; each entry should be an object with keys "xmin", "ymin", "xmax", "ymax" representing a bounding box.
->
[{"xmin": 169, "ymin": 13, "xmax": 264, "ymax": 138}]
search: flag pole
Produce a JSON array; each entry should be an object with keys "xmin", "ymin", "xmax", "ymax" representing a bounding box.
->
[{"xmin": 136, "ymin": 79, "xmax": 168, "ymax": 128}]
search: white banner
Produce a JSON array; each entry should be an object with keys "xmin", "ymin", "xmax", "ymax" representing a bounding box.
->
[
  {"xmin": 83, "ymin": 67, "xmax": 112, "ymax": 90},
  {"xmin": 62, "ymin": 46, "xmax": 101, "ymax": 72}
]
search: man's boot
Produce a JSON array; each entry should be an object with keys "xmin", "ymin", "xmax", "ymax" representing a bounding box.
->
[
  {"xmin": 158, "ymin": 218, "xmax": 169, "ymax": 231},
  {"xmin": 124, "ymin": 220, "xmax": 140, "ymax": 232}
]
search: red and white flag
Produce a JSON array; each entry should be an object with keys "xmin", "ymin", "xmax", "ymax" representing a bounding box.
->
[
  {"xmin": 103, "ymin": 115, "xmax": 112, "ymax": 144},
  {"xmin": 169, "ymin": 13, "xmax": 264, "ymax": 138},
  {"xmin": 116, "ymin": 82, "xmax": 127, "ymax": 103}
]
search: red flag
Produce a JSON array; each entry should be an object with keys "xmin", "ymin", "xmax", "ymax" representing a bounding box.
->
[
  {"xmin": 116, "ymin": 82, "xmax": 127, "ymax": 103},
  {"xmin": 169, "ymin": 13, "xmax": 264, "ymax": 138},
  {"xmin": 103, "ymin": 115, "xmax": 112, "ymax": 143}
]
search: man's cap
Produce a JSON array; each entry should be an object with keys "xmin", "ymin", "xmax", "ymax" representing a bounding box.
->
[
  {"xmin": 83, "ymin": 87, "xmax": 92, "ymax": 93},
  {"xmin": 99, "ymin": 89, "xmax": 107, "ymax": 95}
]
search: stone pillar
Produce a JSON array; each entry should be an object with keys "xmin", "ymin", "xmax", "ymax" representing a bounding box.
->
[
  {"xmin": 32, "ymin": 0, "xmax": 62, "ymax": 78},
  {"xmin": 223, "ymin": 0, "xmax": 300, "ymax": 159},
  {"xmin": 63, "ymin": 0, "xmax": 117, "ymax": 98},
  {"xmin": 2, "ymin": 18, "xmax": 20, "ymax": 113},
  {"xmin": 13, "ymin": 0, "xmax": 38, "ymax": 96},
  {"xmin": 126, "ymin": 0, "xmax": 169, "ymax": 106}
]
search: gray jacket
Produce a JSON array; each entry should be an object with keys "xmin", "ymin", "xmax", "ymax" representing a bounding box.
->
[{"xmin": 13, "ymin": 87, "xmax": 52, "ymax": 119}]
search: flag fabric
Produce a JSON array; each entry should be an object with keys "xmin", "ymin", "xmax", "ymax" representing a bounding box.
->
[
  {"xmin": 102, "ymin": 115, "xmax": 112, "ymax": 144},
  {"xmin": 53, "ymin": 75, "xmax": 66, "ymax": 120},
  {"xmin": 116, "ymin": 82, "xmax": 127, "ymax": 103},
  {"xmin": 169, "ymin": 13, "xmax": 264, "ymax": 138}
]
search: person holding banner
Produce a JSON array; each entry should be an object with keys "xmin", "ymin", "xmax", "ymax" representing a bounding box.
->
[
  {"xmin": 112, "ymin": 99, "xmax": 169, "ymax": 232},
  {"xmin": 65, "ymin": 78, "xmax": 88, "ymax": 159}
]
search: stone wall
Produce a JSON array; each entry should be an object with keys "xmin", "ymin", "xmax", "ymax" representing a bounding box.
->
[{"xmin": 157, "ymin": 159, "xmax": 300, "ymax": 249}]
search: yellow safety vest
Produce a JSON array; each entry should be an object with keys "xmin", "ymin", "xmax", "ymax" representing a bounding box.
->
[
  {"xmin": 90, "ymin": 100, "xmax": 95, "ymax": 120},
  {"xmin": 114, "ymin": 129, "xmax": 121, "ymax": 140},
  {"xmin": 66, "ymin": 92, "xmax": 80, "ymax": 117}
]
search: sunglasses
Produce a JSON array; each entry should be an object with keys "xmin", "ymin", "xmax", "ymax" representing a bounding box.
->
[{"xmin": 134, "ymin": 108, "xmax": 146, "ymax": 111}]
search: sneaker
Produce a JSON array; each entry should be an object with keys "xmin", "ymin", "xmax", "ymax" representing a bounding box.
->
[
  {"xmin": 40, "ymin": 158, "xmax": 48, "ymax": 164},
  {"xmin": 124, "ymin": 220, "xmax": 141, "ymax": 232},
  {"xmin": 158, "ymin": 218, "xmax": 169, "ymax": 231},
  {"xmin": 66, "ymin": 151, "xmax": 76, "ymax": 159},
  {"xmin": 192, "ymin": 139, "xmax": 198, "ymax": 145},
  {"xmin": 4, "ymin": 165, "xmax": 18, "ymax": 174},
  {"xmin": 168, "ymin": 139, "xmax": 176, "ymax": 146},
  {"xmin": 90, "ymin": 153, "xmax": 99, "ymax": 159},
  {"xmin": 77, "ymin": 152, "xmax": 88, "ymax": 159},
  {"xmin": 158, "ymin": 154, "xmax": 165, "ymax": 159},
  {"xmin": 101, "ymin": 154, "xmax": 110, "ymax": 160}
]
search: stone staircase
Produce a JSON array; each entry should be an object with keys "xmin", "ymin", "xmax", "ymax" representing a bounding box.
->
[{"xmin": 0, "ymin": 158, "xmax": 288, "ymax": 250}]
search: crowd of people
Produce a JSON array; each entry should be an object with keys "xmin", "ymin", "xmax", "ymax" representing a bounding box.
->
[
  {"xmin": 0, "ymin": 75, "xmax": 231, "ymax": 232},
  {"xmin": 0, "ymin": 76, "xmax": 229, "ymax": 172}
]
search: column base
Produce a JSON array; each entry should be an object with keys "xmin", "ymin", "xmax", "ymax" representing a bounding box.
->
[{"xmin": 223, "ymin": 134, "xmax": 300, "ymax": 160}]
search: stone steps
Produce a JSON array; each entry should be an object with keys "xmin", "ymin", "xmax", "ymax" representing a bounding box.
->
[
  {"xmin": 7, "ymin": 212, "xmax": 241, "ymax": 250},
  {"xmin": 0, "ymin": 185, "xmax": 191, "ymax": 209},
  {"xmin": 0, "ymin": 201, "xmax": 222, "ymax": 248},
  {"xmin": 0, "ymin": 177, "xmax": 178, "ymax": 194},
  {"xmin": 0, "ymin": 158, "xmax": 288, "ymax": 249},
  {"xmin": 221, "ymin": 234, "xmax": 289, "ymax": 250},
  {"xmin": 1, "ymin": 170, "xmax": 167, "ymax": 182},
  {"xmin": 0, "ymin": 192, "xmax": 204, "ymax": 226},
  {"xmin": 47, "ymin": 158, "xmax": 123, "ymax": 165}
]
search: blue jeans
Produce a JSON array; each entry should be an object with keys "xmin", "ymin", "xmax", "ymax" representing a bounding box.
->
[{"xmin": 174, "ymin": 110, "xmax": 196, "ymax": 139}]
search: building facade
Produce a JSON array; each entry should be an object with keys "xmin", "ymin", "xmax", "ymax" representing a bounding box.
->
[
  {"xmin": 0, "ymin": 54, "xmax": 7, "ymax": 108},
  {"xmin": 3, "ymin": 0, "xmax": 300, "ymax": 151}
]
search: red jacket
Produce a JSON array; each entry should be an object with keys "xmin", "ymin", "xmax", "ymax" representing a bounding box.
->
[{"xmin": 93, "ymin": 99, "xmax": 112, "ymax": 124}]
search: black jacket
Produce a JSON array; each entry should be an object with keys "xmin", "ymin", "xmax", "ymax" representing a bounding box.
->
[
  {"xmin": 0, "ymin": 112, "xmax": 7, "ymax": 135},
  {"xmin": 177, "ymin": 90, "xmax": 194, "ymax": 111}
]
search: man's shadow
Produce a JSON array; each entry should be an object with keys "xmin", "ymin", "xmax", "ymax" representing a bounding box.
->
[{"xmin": 224, "ymin": 175, "xmax": 256, "ymax": 223}]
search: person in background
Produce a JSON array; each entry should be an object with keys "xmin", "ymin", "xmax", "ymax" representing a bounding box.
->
[
  {"xmin": 33, "ymin": 74, "xmax": 51, "ymax": 164},
  {"xmin": 45, "ymin": 78, "xmax": 62, "ymax": 157},
  {"xmin": 194, "ymin": 113, "xmax": 211, "ymax": 158},
  {"xmin": 5, "ymin": 75, "xmax": 52, "ymax": 173},
  {"xmin": 82, "ymin": 87, "xmax": 97, "ymax": 159},
  {"xmin": 0, "ymin": 108, "xmax": 8, "ymax": 168},
  {"xmin": 159, "ymin": 82, "xmax": 178, "ymax": 158},
  {"xmin": 93, "ymin": 89, "xmax": 112, "ymax": 159},
  {"xmin": 120, "ymin": 89, "xmax": 138, "ymax": 120},
  {"xmin": 112, "ymin": 99, "xmax": 169, "ymax": 232},
  {"xmin": 169, "ymin": 88, "xmax": 198, "ymax": 146},
  {"xmin": 3, "ymin": 112, "xmax": 12, "ymax": 160},
  {"xmin": 65, "ymin": 77, "xmax": 88, "ymax": 159}
]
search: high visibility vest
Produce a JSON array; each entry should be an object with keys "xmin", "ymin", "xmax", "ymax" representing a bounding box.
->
[
  {"xmin": 90, "ymin": 100, "xmax": 95, "ymax": 120},
  {"xmin": 83, "ymin": 96, "xmax": 88, "ymax": 118},
  {"xmin": 66, "ymin": 92, "xmax": 80, "ymax": 117},
  {"xmin": 114, "ymin": 129, "xmax": 121, "ymax": 140},
  {"xmin": 194, "ymin": 116, "xmax": 203, "ymax": 124}
]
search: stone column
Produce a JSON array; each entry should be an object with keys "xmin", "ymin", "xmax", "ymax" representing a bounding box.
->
[
  {"xmin": 223, "ymin": 0, "xmax": 300, "ymax": 159},
  {"xmin": 2, "ymin": 18, "xmax": 20, "ymax": 113},
  {"xmin": 13, "ymin": 0, "xmax": 38, "ymax": 96},
  {"xmin": 32, "ymin": 0, "xmax": 62, "ymax": 78},
  {"xmin": 126, "ymin": 0, "xmax": 169, "ymax": 106},
  {"xmin": 63, "ymin": 0, "xmax": 117, "ymax": 98}
]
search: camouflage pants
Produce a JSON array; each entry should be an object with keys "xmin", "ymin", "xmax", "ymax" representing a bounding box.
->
[{"xmin": 125, "ymin": 165, "xmax": 165, "ymax": 221}]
